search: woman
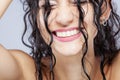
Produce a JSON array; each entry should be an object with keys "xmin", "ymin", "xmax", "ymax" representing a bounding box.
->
[{"xmin": 0, "ymin": 0, "xmax": 120, "ymax": 80}]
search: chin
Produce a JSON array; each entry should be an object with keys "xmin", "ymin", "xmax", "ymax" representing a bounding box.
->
[
  {"xmin": 52, "ymin": 40, "xmax": 84, "ymax": 56},
  {"xmin": 59, "ymin": 47, "xmax": 83, "ymax": 56}
]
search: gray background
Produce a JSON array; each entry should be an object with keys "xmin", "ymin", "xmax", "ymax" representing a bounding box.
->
[{"xmin": 0, "ymin": 0, "xmax": 120, "ymax": 54}]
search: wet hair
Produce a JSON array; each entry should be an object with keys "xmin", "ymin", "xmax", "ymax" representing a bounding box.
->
[{"xmin": 22, "ymin": 0, "xmax": 120, "ymax": 80}]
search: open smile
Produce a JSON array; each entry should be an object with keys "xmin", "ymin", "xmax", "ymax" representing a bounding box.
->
[{"xmin": 52, "ymin": 27, "xmax": 82, "ymax": 42}]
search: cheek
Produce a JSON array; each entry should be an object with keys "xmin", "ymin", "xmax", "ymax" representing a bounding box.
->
[
  {"xmin": 39, "ymin": 11, "xmax": 45, "ymax": 27},
  {"xmin": 38, "ymin": 11, "xmax": 51, "ymax": 44},
  {"xmin": 83, "ymin": 4, "xmax": 98, "ymax": 38},
  {"xmin": 84, "ymin": 17, "xmax": 97, "ymax": 39},
  {"xmin": 83, "ymin": 4, "xmax": 94, "ymax": 23}
]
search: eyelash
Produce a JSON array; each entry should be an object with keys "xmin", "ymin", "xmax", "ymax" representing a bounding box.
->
[
  {"xmin": 73, "ymin": 0, "xmax": 88, "ymax": 5},
  {"xmin": 81, "ymin": 0, "xmax": 89, "ymax": 4},
  {"xmin": 50, "ymin": 4, "xmax": 57, "ymax": 9},
  {"xmin": 40, "ymin": 3, "xmax": 56, "ymax": 10}
]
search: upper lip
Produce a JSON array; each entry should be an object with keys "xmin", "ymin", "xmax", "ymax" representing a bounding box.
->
[
  {"xmin": 52, "ymin": 27, "xmax": 84, "ymax": 33},
  {"xmin": 52, "ymin": 27, "xmax": 79, "ymax": 33}
]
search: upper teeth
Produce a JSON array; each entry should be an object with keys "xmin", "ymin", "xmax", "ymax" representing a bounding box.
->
[{"xmin": 56, "ymin": 29, "xmax": 79, "ymax": 37}]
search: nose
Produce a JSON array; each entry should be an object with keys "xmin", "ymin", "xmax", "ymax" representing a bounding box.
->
[{"xmin": 55, "ymin": 6, "xmax": 74, "ymax": 26}]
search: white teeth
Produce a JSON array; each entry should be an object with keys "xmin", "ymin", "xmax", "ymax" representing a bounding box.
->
[{"xmin": 56, "ymin": 29, "xmax": 79, "ymax": 37}]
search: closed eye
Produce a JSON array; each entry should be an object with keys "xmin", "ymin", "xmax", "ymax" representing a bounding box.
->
[
  {"xmin": 49, "ymin": 0, "xmax": 57, "ymax": 9},
  {"xmin": 72, "ymin": 0, "xmax": 89, "ymax": 5},
  {"xmin": 80, "ymin": 0, "xmax": 89, "ymax": 4}
]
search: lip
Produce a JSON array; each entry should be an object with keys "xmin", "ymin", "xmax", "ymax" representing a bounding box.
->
[
  {"xmin": 52, "ymin": 27, "xmax": 79, "ymax": 32},
  {"xmin": 52, "ymin": 27, "xmax": 81, "ymax": 42}
]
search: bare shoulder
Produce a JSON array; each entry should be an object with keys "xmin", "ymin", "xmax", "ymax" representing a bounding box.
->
[
  {"xmin": 0, "ymin": 45, "xmax": 22, "ymax": 80},
  {"xmin": 0, "ymin": 45, "xmax": 35, "ymax": 80},
  {"xmin": 9, "ymin": 48, "xmax": 34, "ymax": 66},
  {"xmin": 9, "ymin": 48, "xmax": 36, "ymax": 80},
  {"xmin": 110, "ymin": 51, "xmax": 120, "ymax": 80},
  {"xmin": 9, "ymin": 49, "xmax": 36, "ymax": 73}
]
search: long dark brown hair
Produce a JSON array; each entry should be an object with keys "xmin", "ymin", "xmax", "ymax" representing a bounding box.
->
[{"xmin": 21, "ymin": 0, "xmax": 120, "ymax": 80}]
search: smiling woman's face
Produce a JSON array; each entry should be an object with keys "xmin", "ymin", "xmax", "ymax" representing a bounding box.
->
[{"xmin": 38, "ymin": 0, "xmax": 97, "ymax": 56}]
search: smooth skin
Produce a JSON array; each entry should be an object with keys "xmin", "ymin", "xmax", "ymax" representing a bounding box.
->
[{"xmin": 0, "ymin": 0, "xmax": 120, "ymax": 80}]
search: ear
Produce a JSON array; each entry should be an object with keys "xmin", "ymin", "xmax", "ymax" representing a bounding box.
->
[{"xmin": 100, "ymin": 0, "xmax": 111, "ymax": 24}]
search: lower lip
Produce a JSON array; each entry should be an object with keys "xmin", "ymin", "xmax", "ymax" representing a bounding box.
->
[{"xmin": 53, "ymin": 32, "xmax": 81, "ymax": 42}]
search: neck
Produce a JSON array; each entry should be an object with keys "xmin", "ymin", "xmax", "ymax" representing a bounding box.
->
[
  {"xmin": 53, "ymin": 51, "xmax": 100, "ymax": 80},
  {"xmin": 52, "ymin": 39, "xmax": 100, "ymax": 80},
  {"xmin": 54, "ymin": 53, "xmax": 82, "ymax": 80}
]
